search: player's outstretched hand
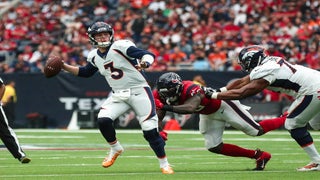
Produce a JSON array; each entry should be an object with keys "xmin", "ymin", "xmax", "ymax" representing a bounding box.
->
[{"xmin": 201, "ymin": 86, "xmax": 217, "ymax": 99}]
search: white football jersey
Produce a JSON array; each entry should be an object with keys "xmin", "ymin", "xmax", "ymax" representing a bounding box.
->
[
  {"xmin": 87, "ymin": 40, "xmax": 149, "ymax": 91},
  {"xmin": 250, "ymin": 56, "xmax": 320, "ymax": 98}
]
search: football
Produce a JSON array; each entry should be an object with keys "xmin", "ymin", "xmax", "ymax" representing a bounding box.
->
[{"xmin": 44, "ymin": 55, "xmax": 63, "ymax": 78}]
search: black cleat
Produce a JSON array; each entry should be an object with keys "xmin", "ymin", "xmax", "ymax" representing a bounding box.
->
[
  {"xmin": 253, "ymin": 149, "xmax": 271, "ymax": 170},
  {"xmin": 19, "ymin": 156, "xmax": 31, "ymax": 164}
]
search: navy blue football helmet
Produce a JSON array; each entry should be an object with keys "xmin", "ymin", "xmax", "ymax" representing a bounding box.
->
[
  {"xmin": 87, "ymin": 22, "xmax": 114, "ymax": 48},
  {"xmin": 156, "ymin": 72, "xmax": 183, "ymax": 103},
  {"xmin": 238, "ymin": 45, "xmax": 267, "ymax": 72}
]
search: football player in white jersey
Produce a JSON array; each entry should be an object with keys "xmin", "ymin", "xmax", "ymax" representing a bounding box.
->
[
  {"xmin": 204, "ymin": 45, "xmax": 320, "ymax": 171},
  {"xmin": 61, "ymin": 22, "xmax": 173, "ymax": 174}
]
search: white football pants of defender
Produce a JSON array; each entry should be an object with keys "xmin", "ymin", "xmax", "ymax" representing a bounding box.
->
[
  {"xmin": 199, "ymin": 100, "xmax": 261, "ymax": 149},
  {"xmin": 285, "ymin": 94, "xmax": 320, "ymax": 130},
  {"xmin": 97, "ymin": 87, "xmax": 158, "ymax": 131}
]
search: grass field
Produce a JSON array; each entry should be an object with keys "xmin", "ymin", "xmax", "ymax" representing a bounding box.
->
[{"xmin": 0, "ymin": 129, "xmax": 320, "ymax": 180}]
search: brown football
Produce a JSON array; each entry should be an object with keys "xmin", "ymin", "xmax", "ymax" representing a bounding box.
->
[{"xmin": 44, "ymin": 55, "xmax": 63, "ymax": 78}]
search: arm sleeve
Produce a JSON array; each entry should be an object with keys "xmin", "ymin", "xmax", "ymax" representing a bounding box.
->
[
  {"xmin": 78, "ymin": 63, "xmax": 98, "ymax": 77},
  {"xmin": 126, "ymin": 46, "xmax": 155, "ymax": 59}
]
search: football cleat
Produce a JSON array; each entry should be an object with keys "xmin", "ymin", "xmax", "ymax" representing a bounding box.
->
[
  {"xmin": 253, "ymin": 149, "xmax": 271, "ymax": 170},
  {"xmin": 19, "ymin": 156, "xmax": 31, "ymax": 164},
  {"xmin": 161, "ymin": 165, "xmax": 174, "ymax": 174},
  {"xmin": 102, "ymin": 148, "xmax": 123, "ymax": 168},
  {"xmin": 297, "ymin": 162, "xmax": 320, "ymax": 171}
]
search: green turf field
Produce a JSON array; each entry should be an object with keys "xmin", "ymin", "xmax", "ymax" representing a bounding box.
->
[{"xmin": 0, "ymin": 129, "xmax": 319, "ymax": 179}]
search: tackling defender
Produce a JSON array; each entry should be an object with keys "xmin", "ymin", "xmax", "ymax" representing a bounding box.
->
[
  {"xmin": 204, "ymin": 45, "xmax": 320, "ymax": 171},
  {"xmin": 154, "ymin": 72, "xmax": 286, "ymax": 170},
  {"xmin": 61, "ymin": 22, "xmax": 173, "ymax": 174}
]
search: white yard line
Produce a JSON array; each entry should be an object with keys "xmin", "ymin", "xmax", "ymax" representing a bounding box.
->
[{"xmin": 14, "ymin": 129, "xmax": 320, "ymax": 135}]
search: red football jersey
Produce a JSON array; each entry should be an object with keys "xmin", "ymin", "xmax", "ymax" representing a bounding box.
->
[{"xmin": 153, "ymin": 80, "xmax": 221, "ymax": 115}]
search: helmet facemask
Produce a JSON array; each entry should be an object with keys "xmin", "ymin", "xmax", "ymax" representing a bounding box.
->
[
  {"xmin": 158, "ymin": 85, "xmax": 182, "ymax": 104},
  {"xmin": 157, "ymin": 72, "xmax": 183, "ymax": 105}
]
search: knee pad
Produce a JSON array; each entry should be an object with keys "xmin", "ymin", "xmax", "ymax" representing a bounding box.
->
[
  {"xmin": 97, "ymin": 117, "xmax": 116, "ymax": 143},
  {"xmin": 97, "ymin": 117, "xmax": 113, "ymax": 128},
  {"xmin": 143, "ymin": 128, "xmax": 161, "ymax": 143},
  {"xmin": 208, "ymin": 143, "xmax": 223, "ymax": 154},
  {"xmin": 290, "ymin": 127, "xmax": 313, "ymax": 147}
]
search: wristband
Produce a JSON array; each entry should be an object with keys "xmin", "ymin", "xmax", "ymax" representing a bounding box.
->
[
  {"xmin": 141, "ymin": 54, "xmax": 154, "ymax": 64},
  {"xmin": 162, "ymin": 105, "xmax": 174, "ymax": 111},
  {"xmin": 219, "ymin": 87, "xmax": 227, "ymax": 92},
  {"xmin": 211, "ymin": 92, "xmax": 219, "ymax": 99}
]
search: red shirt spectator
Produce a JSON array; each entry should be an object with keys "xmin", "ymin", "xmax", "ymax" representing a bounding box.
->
[
  {"xmin": 305, "ymin": 45, "xmax": 320, "ymax": 70},
  {"xmin": 10, "ymin": 23, "xmax": 28, "ymax": 40},
  {"xmin": 0, "ymin": 39, "xmax": 17, "ymax": 51}
]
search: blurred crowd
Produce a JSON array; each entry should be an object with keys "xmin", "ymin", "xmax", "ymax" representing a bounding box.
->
[{"xmin": 0, "ymin": 0, "xmax": 319, "ymax": 74}]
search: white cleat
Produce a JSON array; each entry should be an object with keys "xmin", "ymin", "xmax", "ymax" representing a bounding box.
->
[{"xmin": 297, "ymin": 162, "xmax": 320, "ymax": 171}]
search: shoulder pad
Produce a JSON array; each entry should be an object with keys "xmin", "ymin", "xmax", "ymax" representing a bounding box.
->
[
  {"xmin": 250, "ymin": 60, "xmax": 279, "ymax": 80},
  {"xmin": 113, "ymin": 39, "xmax": 136, "ymax": 48},
  {"xmin": 87, "ymin": 49, "xmax": 98, "ymax": 66}
]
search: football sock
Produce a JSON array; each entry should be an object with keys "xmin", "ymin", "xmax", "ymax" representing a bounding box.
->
[
  {"xmin": 259, "ymin": 116, "xmax": 286, "ymax": 134},
  {"xmin": 158, "ymin": 156, "xmax": 169, "ymax": 168},
  {"xmin": 220, "ymin": 143, "xmax": 256, "ymax": 158},
  {"xmin": 302, "ymin": 143, "xmax": 320, "ymax": 163},
  {"xmin": 110, "ymin": 141, "xmax": 122, "ymax": 150}
]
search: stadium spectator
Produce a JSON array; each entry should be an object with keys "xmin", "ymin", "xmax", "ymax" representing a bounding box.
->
[
  {"xmin": 169, "ymin": 46, "xmax": 187, "ymax": 66},
  {"xmin": 178, "ymin": 37, "xmax": 193, "ymax": 58},
  {"xmin": 148, "ymin": 44, "xmax": 170, "ymax": 71},
  {"xmin": 208, "ymin": 46, "xmax": 227, "ymax": 71},
  {"xmin": 0, "ymin": 0, "xmax": 318, "ymax": 73},
  {"xmin": 93, "ymin": 0, "xmax": 108, "ymax": 21},
  {"xmin": 305, "ymin": 43, "xmax": 320, "ymax": 70},
  {"xmin": 126, "ymin": 12, "xmax": 145, "ymax": 43},
  {"xmin": 11, "ymin": 54, "xmax": 30, "ymax": 73},
  {"xmin": 19, "ymin": 45, "xmax": 33, "ymax": 63},
  {"xmin": 192, "ymin": 46, "xmax": 211, "ymax": 71},
  {"xmin": 0, "ymin": 39, "xmax": 17, "ymax": 52}
]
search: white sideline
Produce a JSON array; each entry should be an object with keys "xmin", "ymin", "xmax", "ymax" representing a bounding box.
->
[{"xmin": 13, "ymin": 129, "xmax": 320, "ymax": 135}]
